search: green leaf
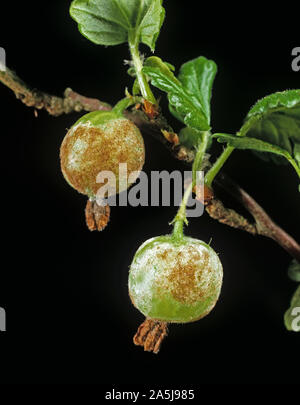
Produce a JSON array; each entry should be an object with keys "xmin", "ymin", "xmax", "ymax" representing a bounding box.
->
[
  {"xmin": 214, "ymin": 133, "xmax": 300, "ymax": 180},
  {"xmin": 178, "ymin": 56, "xmax": 217, "ymax": 124},
  {"xmin": 69, "ymin": 0, "xmax": 165, "ymax": 51},
  {"xmin": 239, "ymin": 90, "xmax": 300, "ymax": 165},
  {"xmin": 284, "ymin": 285, "xmax": 300, "ymax": 332},
  {"xmin": 288, "ymin": 260, "xmax": 300, "ymax": 282},
  {"xmin": 127, "ymin": 66, "xmax": 136, "ymax": 77},
  {"xmin": 143, "ymin": 63, "xmax": 208, "ymax": 130},
  {"xmin": 179, "ymin": 127, "xmax": 212, "ymax": 150},
  {"xmin": 294, "ymin": 143, "xmax": 300, "ymax": 167},
  {"xmin": 143, "ymin": 56, "xmax": 217, "ymax": 131},
  {"xmin": 163, "ymin": 61, "xmax": 175, "ymax": 72},
  {"xmin": 137, "ymin": 0, "xmax": 165, "ymax": 51},
  {"xmin": 144, "ymin": 56, "xmax": 176, "ymax": 81}
]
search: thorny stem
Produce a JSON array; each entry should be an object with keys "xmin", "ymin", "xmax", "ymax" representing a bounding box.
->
[
  {"xmin": 216, "ymin": 174, "xmax": 300, "ymax": 262},
  {"xmin": 128, "ymin": 35, "xmax": 157, "ymax": 105},
  {"xmin": 0, "ymin": 67, "xmax": 111, "ymax": 115}
]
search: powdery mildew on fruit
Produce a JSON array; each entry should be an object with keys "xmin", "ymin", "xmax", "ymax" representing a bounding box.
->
[
  {"xmin": 67, "ymin": 138, "xmax": 89, "ymax": 170},
  {"xmin": 129, "ymin": 237, "xmax": 223, "ymax": 323},
  {"xmin": 60, "ymin": 118, "xmax": 145, "ymax": 197}
]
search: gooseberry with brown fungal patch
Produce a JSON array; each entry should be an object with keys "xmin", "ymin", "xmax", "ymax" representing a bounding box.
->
[
  {"xmin": 60, "ymin": 110, "xmax": 145, "ymax": 199},
  {"xmin": 129, "ymin": 234, "xmax": 223, "ymax": 324}
]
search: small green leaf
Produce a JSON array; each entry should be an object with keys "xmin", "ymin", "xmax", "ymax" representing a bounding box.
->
[
  {"xmin": 143, "ymin": 56, "xmax": 217, "ymax": 132},
  {"xmin": 70, "ymin": 0, "xmax": 165, "ymax": 51},
  {"xmin": 143, "ymin": 67, "xmax": 208, "ymax": 131},
  {"xmin": 144, "ymin": 56, "xmax": 177, "ymax": 82},
  {"xmin": 139, "ymin": 1, "xmax": 165, "ymax": 51},
  {"xmin": 178, "ymin": 56, "xmax": 217, "ymax": 125},
  {"xmin": 214, "ymin": 133, "xmax": 300, "ymax": 180},
  {"xmin": 284, "ymin": 285, "xmax": 300, "ymax": 332},
  {"xmin": 144, "ymin": 57, "xmax": 182, "ymax": 122},
  {"xmin": 239, "ymin": 90, "xmax": 300, "ymax": 165},
  {"xmin": 288, "ymin": 260, "xmax": 300, "ymax": 282},
  {"xmin": 127, "ymin": 66, "xmax": 136, "ymax": 77},
  {"xmin": 179, "ymin": 127, "xmax": 212, "ymax": 150}
]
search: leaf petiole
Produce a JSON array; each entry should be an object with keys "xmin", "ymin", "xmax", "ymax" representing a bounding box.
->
[{"xmin": 205, "ymin": 144, "xmax": 235, "ymax": 188}]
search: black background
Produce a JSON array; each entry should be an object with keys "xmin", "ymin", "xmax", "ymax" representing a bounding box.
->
[{"xmin": 0, "ymin": 0, "xmax": 299, "ymax": 385}]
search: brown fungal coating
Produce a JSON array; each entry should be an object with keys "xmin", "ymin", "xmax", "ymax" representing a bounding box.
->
[
  {"xmin": 60, "ymin": 115, "xmax": 145, "ymax": 198},
  {"xmin": 164, "ymin": 247, "xmax": 208, "ymax": 305}
]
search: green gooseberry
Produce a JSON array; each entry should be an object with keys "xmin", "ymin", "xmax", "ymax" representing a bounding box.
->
[
  {"xmin": 60, "ymin": 110, "xmax": 145, "ymax": 199},
  {"xmin": 129, "ymin": 234, "xmax": 223, "ymax": 323}
]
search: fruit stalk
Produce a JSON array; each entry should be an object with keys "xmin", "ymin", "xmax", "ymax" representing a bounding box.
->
[{"xmin": 173, "ymin": 132, "xmax": 209, "ymax": 238}]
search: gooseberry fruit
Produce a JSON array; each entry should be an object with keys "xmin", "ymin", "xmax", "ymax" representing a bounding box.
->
[
  {"xmin": 60, "ymin": 110, "xmax": 145, "ymax": 198},
  {"xmin": 129, "ymin": 234, "xmax": 223, "ymax": 323}
]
